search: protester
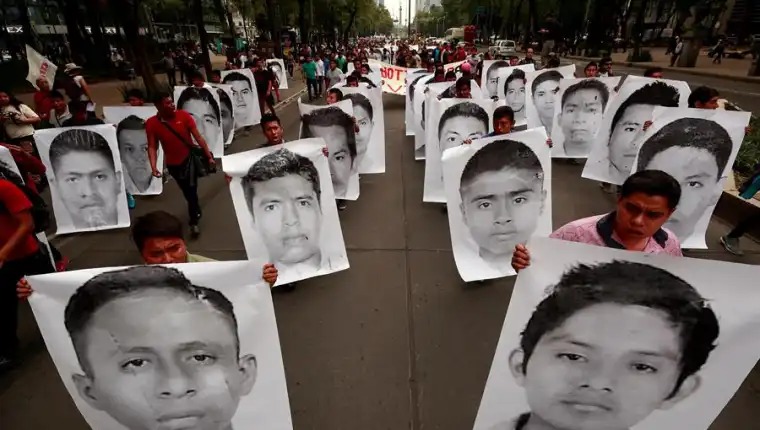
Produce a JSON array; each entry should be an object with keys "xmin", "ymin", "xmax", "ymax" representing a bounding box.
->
[
  {"xmin": 253, "ymin": 59, "xmax": 276, "ymax": 115},
  {"xmin": 688, "ymin": 86, "xmax": 720, "ymax": 109},
  {"xmin": 326, "ymin": 59, "xmax": 345, "ymax": 89},
  {"xmin": 598, "ymin": 57, "xmax": 614, "ymax": 77},
  {"xmin": 0, "ymin": 90, "xmax": 41, "ymax": 155},
  {"xmin": 315, "ymin": 54, "xmax": 325, "ymax": 97},
  {"xmin": 146, "ymin": 92, "xmax": 215, "ymax": 237},
  {"xmin": 519, "ymin": 48, "xmax": 536, "ymax": 65},
  {"xmin": 45, "ymin": 91, "xmax": 71, "ymax": 128},
  {"xmin": 303, "ymin": 55, "xmax": 319, "ymax": 101},
  {"xmin": 487, "ymin": 106, "xmax": 516, "ymax": 136},
  {"xmin": 162, "ymin": 51, "xmax": 176, "ymax": 87},
  {"xmin": 62, "ymin": 63, "xmax": 95, "ymax": 112},
  {"xmin": 259, "ymin": 113, "xmax": 285, "ymax": 147},
  {"xmin": 583, "ymin": 61, "xmax": 598, "ymax": 77},
  {"xmin": 33, "ymin": 78, "xmax": 53, "ymax": 121},
  {"xmin": 0, "ymin": 164, "xmax": 55, "ymax": 372},
  {"xmin": 16, "ymin": 210, "xmax": 279, "ymax": 301},
  {"xmin": 512, "ymin": 170, "xmax": 684, "ymax": 272},
  {"xmin": 644, "ymin": 67, "xmax": 664, "ymax": 78}
]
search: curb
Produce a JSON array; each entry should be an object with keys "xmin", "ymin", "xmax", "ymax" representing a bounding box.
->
[{"xmin": 566, "ymin": 55, "xmax": 760, "ymax": 84}]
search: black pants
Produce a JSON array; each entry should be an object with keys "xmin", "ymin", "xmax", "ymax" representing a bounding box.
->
[
  {"xmin": 167, "ymin": 164, "xmax": 201, "ymax": 226},
  {"xmin": 0, "ymin": 249, "xmax": 55, "ymax": 358},
  {"xmin": 306, "ymin": 78, "xmax": 318, "ymax": 100},
  {"xmin": 167, "ymin": 70, "xmax": 177, "ymax": 87},
  {"xmin": 727, "ymin": 213, "xmax": 760, "ymax": 239}
]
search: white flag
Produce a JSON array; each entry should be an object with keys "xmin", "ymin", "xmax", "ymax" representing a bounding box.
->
[{"xmin": 25, "ymin": 44, "xmax": 57, "ymax": 90}]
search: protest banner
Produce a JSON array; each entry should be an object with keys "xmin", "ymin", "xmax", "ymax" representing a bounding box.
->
[{"xmin": 25, "ymin": 44, "xmax": 57, "ymax": 90}]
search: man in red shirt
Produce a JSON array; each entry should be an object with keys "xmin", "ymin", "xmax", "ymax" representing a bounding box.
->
[
  {"xmin": 146, "ymin": 93, "xmax": 215, "ymax": 237},
  {"xmin": 0, "ymin": 173, "xmax": 54, "ymax": 371},
  {"xmin": 33, "ymin": 77, "xmax": 53, "ymax": 122}
]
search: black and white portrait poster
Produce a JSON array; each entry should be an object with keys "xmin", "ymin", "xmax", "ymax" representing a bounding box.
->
[
  {"xmin": 223, "ymin": 138, "xmax": 350, "ymax": 285},
  {"xmin": 405, "ymin": 70, "xmax": 430, "ymax": 136},
  {"xmin": 26, "ymin": 261, "xmax": 293, "ymax": 430},
  {"xmin": 496, "ymin": 64, "xmax": 538, "ymax": 127},
  {"xmin": 34, "ymin": 125, "xmax": 130, "ymax": 235},
  {"xmin": 0, "ymin": 145, "xmax": 21, "ymax": 178},
  {"xmin": 631, "ymin": 107, "xmax": 750, "ymax": 248},
  {"xmin": 481, "ymin": 62, "xmax": 535, "ymax": 102},
  {"xmin": 103, "ymin": 106, "xmax": 163, "ymax": 196},
  {"xmin": 266, "ymin": 59, "xmax": 288, "ymax": 90},
  {"xmin": 298, "ymin": 99, "xmax": 360, "ymax": 200},
  {"xmin": 582, "ymin": 75, "xmax": 691, "ymax": 185},
  {"xmin": 550, "ymin": 77, "xmax": 621, "ymax": 158},
  {"xmin": 524, "ymin": 65, "xmax": 576, "ymax": 135},
  {"xmin": 221, "ymin": 68, "xmax": 262, "ymax": 128},
  {"xmin": 442, "ymin": 128, "xmax": 552, "ymax": 282},
  {"xmin": 340, "ymin": 85, "xmax": 386, "ymax": 174},
  {"xmin": 173, "ymin": 85, "xmax": 225, "ymax": 157},
  {"xmin": 424, "ymin": 97, "xmax": 495, "ymax": 203},
  {"xmin": 474, "ymin": 237, "xmax": 760, "ymax": 430},
  {"xmin": 347, "ymin": 61, "xmax": 383, "ymax": 86},
  {"xmin": 414, "ymin": 80, "xmax": 451, "ymax": 161},
  {"xmin": 209, "ymin": 83, "xmax": 237, "ymax": 147}
]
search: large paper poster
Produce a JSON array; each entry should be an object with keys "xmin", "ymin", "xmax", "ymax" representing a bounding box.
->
[
  {"xmin": 221, "ymin": 68, "xmax": 262, "ymax": 128},
  {"xmin": 371, "ymin": 59, "xmax": 411, "ymax": 95},
  {"xmin": 442, "ymin": 128, "xmax": 552, "ymax": 282},
  {"xmin": 424, "ymin": 98, "xmax": 495, "ymax": 203},
  {"xmin": 103, "ymin": 106, "xmax": 163, "ymax": 196},
  {"xmin": 525, "ymin": 65, "xmax": 576, "ymax": 135},
  {"xmin": 346, "ymin": 62, "xmax": 383, "ymax": 86},
  {"xmin": 583, "ymin": 76, "xmax": 692, "ymax": 185},
  {"xmin": 34, "ymin": 125, "xmax": 130, "ymax": 235},
  {"xmin": 173, "ymin": 85, "xmax": 225, "ymax": 157},
  {"xmin": 266, "ymin": 58, "xmax": 289, "ymax": 90},
  {"xmin": 298, "ymin": 99, "xmax": 360, "ymax": 200},
  {"xmin": 493, "ymin": 64, "xmax": 538, "ymax": 127},
  {"xmin": 223, "ymin": 139, "xmax": 350, "ymax": 285},
  {"xmin": 25, "ymin": 44, "xmax": 57, "ymax": 90},
  {"xmin": 474, "ymin": 237, "xmax": 760, "ymax": 430},
  {"xmin": 630, "ymin": 107, "xmax": 750, "ymax": 249},
  {"xmin": 414, "ymin": 80, "xmax": 451, "ymax": 161},
  {"xmin": 208, "ymin": 83, "xmax": 237, "ymax": 147},
  {"xmin": 404, "ymin": 69, "xmax": 429, "ymax": 135},
  {"xmin": 27, "ymin": 261, "xmax": 293, "ymax": 430},
  {"xmin": 341, "ymin": 85, "xmax": 386, "ymax": 174},
  {"xmin": 550, "ymin": 77, "xmax": 621, "ymax": 158}
]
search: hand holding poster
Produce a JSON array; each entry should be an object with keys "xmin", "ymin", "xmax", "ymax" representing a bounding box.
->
[
  {"xmin": 442, "ymin": 128, "xmax": 552, "ymax": 282},
  {"xmin": 222, "ymin": 138, "xmax": 350, "ymax": 285},
  {"xmin": 27, "ymin": 261, "xmax": 293, "ymax": 430},
  {"xmin": 475, "ymin": 237, "xmax": 760, "ymax": 430},
  {"xmin": 630, "ymin": 106, "xmax": 750, "ymax": 248},
  {"xmin": 25, "ymin": 44, "xmax": 57, "ymax": 90}
]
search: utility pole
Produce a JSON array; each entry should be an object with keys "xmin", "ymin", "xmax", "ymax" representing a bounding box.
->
[{"xmin": 407, "ymin": 0, "xmax": 411, "ymax": 38}]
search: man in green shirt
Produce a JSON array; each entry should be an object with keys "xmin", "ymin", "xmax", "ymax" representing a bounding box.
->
[
  {"xmin": 302, "ymin": 55, "xmax": 319, "ymax": 101},
  {"xmin": 336, "ymin": 52, "xmax": 347, "ymax": 73}
]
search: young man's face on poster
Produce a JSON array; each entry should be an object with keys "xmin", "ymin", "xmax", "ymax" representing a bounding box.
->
[
  {"xmin": 54, "ymin": 150, "xmax": 121, "ymax": 228},
  {"xmin": 250, "ymin": 173, "xmax": 322, "ymax": 265},
  {"xmin": 71, "ymin": 288, "xmax": 256, "ymax": 430},
  {"xmin": 227, "ymin": 78, "xmax": 253, "ymax": 126},
  {"xmin": 509, "ymin": 302, "xmax": 699, "ymax": 430},
  {"xmin": 608, "ymin": 104, "xmax": 653, "ymax": 176},
  {"xmin": 506, "ymin": 79, "xmax": 526, "ymax": 113},
  {"xmin": 439, "ymin": 112, "xmax": 488, "ymax": 153},
  {"xmin": 559, "ymin": 88, "xmax": 605, "ymax": 150},
  {"xmin": 118, "ymin": 128, "xmax": 151, "ymax": 192},
  {"xmin": 533, "ymin": 79, "xmax": 561, "ymax": 129},
  {"xmin": 460, "ymin": 167, "xmax": 544, "ymax": 260},
  {"xmin": 308, "ymin": 124, "xmax": 353, "ymax": 196},
  {"xmin": 641, "ymin": 145, "xmax": 722, "ymax": 240}
]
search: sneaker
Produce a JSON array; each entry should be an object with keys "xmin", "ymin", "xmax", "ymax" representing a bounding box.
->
[
  {"xmin": 337, "ymin": 200, "xmax": 347, "ymax": 211},
  {"xmin": 720, "ymin": 235, "xmax": 744, "ymax": 256},
  {"xmin": 190, "ymin": 225, "xmax": 201, "ymax": 238},
  {"xmin": 126, "ymin": 193, "xmax": 136, "ymax": 209}
]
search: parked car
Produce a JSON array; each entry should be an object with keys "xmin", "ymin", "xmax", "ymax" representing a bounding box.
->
[{"xmin": 489, "ymin": 40, "xmax": 517, "ymax": 57}]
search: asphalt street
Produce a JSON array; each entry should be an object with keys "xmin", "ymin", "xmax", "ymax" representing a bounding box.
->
[{"xmin": 2, "ymin": 80, "xmax": 760, "ymax": 429}]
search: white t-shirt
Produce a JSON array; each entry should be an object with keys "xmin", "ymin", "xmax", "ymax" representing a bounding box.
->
[
  {"xmin": 316, "ymin": 61, "xmax": 325, "ymax": 77},
  {"xmin": 1, "ymin": 104, "xmax": 38, "ymax": 139}
]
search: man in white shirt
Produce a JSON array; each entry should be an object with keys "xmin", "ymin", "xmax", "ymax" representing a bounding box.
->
[
  {"xmin": 48, "ymin": 91, "xmax": 72, "ymax": 128},
  {"xmin": 315, "ymin": 54, "xmax": 325, "ymax": 97}
]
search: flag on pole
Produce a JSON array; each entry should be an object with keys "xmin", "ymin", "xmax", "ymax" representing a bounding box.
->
[{"xmin": 25, "ymin": 44, "xmax": 57, "ymax": 90}]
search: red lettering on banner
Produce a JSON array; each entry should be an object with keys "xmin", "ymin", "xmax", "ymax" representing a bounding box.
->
[{"xmin": 39, "ymin": 62, "xmax": 48, "ymax": 77}]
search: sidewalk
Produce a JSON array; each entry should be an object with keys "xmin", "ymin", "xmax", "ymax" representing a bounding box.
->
[{"xmin": 568, "ymin": 47, "xmax": 760, "ymax": 83}]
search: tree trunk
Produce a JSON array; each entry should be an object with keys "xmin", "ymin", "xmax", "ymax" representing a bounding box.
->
[
  {"xmin": 85, "ymin": 0, "xmax": 110, "ymax": 72},
  {"xmin": 523, "ymin": 0, "xmax": 534, "ymax": 50},
  {"xmin": 264, "ymin": 0, "xmax": 283, "ymax": 56},
  {"xmin": 298, "ymin": 0, "xmax": 309, "ymax": 45},
  {"xmin": 194, "ymin": 0, "xmax": 213, "ymax": 75},
  {"xmin": 114, "ymin": 0, "xmax": 159, "ymax": 97},
  {"xmin": 15, "ymin": 0, "xmax": 41, "ymax": 51},
  {"xmin": 212, "ymin": 0, "xmax": 234, "ymax": 38},
  {"xmin": 57, "ymin": 0, "xmax": 89, "ymax": 64}
]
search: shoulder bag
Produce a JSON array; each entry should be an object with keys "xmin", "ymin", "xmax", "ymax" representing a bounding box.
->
[{"xmin": 159, "ymin": 119, "xmax": 216, "ymax": 186}]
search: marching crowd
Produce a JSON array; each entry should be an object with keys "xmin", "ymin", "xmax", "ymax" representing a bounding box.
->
[{"xmin": 0, "ymin": 36, "xmax": 759, "ymax": 378}]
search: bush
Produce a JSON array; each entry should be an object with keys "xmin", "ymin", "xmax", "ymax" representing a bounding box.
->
[
  {"xmin": 734, "ymin": 116, "xmax": 760, "ymax": 176},
  {"xmin": 117, "ymin": 81, "xmax": 173, "ymax": 103},
  {"xmin": 627, "ymin": 49, "xmax": 653, "ymax": 62}
]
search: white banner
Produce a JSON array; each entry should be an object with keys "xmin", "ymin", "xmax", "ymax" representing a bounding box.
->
[{"xmin": 25, "ymin": 44, "xmax": 57, "ymax": 90}]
